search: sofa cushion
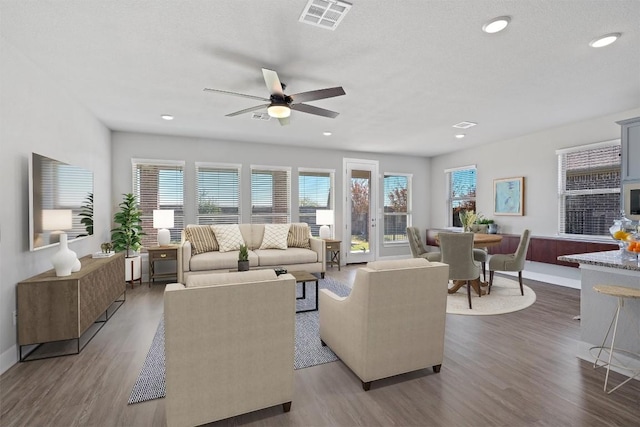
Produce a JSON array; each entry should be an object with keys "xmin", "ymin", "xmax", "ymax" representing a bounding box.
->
[
  {"xmin": 211, "ymin": 224, "xmax": 245, "ymax": 252},
  {"xmin": 255, "ymin": 247, "xmax": 318, "ymax": 266},
  {"xmin": 259, "ymin": 224, "xmax": 290, "ymax": 249},
  {"xmin": 185, "ymin": 269, "xmax": 277, "ymax": 288},
  {"xmin": 288, "ymin": 223, "xmax": 311, "ymax": 249},
  {"xmin": 184, "ymin": 225, "xmax": 218, "ymax": 255}
]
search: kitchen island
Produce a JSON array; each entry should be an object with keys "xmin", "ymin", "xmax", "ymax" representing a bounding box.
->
[{"xmin": 558, "ymin": 250, "xmax": 639, "ymax": 380}]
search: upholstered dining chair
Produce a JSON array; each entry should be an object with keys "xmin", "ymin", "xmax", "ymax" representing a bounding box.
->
[
  {"xmin": 438, "ymin": 232, "xmax": 480, "ymax": 309},
  {"xmin": 470, "ymin": 225, "xmax": 488, "ymax": 282},
  {"xmin": 407, "ymin": 227, "xmax": 441, "ymax": 262},
  {"xmin": 488, "ymin": 229, "xmax": 531, "ymax": 296}
]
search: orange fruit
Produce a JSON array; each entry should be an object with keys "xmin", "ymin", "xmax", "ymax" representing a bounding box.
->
[{"xmin": 628, "ymin": 242, "xmax": 636, "ymax": 251}]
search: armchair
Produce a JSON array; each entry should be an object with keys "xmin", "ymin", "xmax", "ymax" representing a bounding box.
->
[{"xmin": 319, "ymin": 258, "xmax": 449, "ymax": 391}]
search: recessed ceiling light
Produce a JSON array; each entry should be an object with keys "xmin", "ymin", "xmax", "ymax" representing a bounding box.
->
[
  {"xmin": 323, "ymin": 131, "xmax": 332, "ymax": 136},
  {"xmin": 161, "ymin": 114, "xmax": 174, "ymax": 121},
  {"xmin": 455, "ymin": 134, "xmax": 466, "ymax": 139},
  {"xmin": 589, "ymin": 33, "xmax": 621, "ymax": 48},
  {"xmin": 482, "ymin": 16, "xmax": 511, "ymax": 34}
]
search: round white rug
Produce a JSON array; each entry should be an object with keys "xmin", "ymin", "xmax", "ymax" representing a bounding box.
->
[{"xmin": 447, "ymin": 275, "xmax": 536, "ymax": 315}]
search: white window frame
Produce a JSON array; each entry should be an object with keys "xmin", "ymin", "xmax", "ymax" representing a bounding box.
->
[
  {"xmin": 195, "ymin": 162, "xmax": 242, "ymax": 225},
  {"xmin": 556, "ymin": 139, "xmax": 621, "ymax": 238},
  {"xmin": 445, "ymin": 165, "xmax": 477, "ymax": 228},
  {"xmin": 298, "ymin": 167, "xmax": 335, "ymax": 235},
  {"xmin": 250, "ymin": 165, "xmax": 291, "ymax": 224},
  {"xmin": 383, "ymin": 172, "xmax": 412, "ymax": 246}
]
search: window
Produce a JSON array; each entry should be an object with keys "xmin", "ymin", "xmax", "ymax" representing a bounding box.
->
[
  {"xmin": 196, "ymin": 163, "xmax": 241, "ymax": 225},
  {"xmin": 132, "ymin": 159, "xmax": 184, "ymax": 248},
  {"xmin": 298, "ymin": 168, "xmax": 334, "ymax": 235},
  {"xmin": 446, "ymin": 166, "xmax": 477, "ymax": 227},
  {"xmin": 383, "ymin": 173, "xmax": 411, "ymax": 244},
  {"xmin": 251, "ymin": 166, "xmax": 291, "ymax": 224},
  {"xmin": 557, "ymin": 140, "xmax": 621, "ymax": 237}
]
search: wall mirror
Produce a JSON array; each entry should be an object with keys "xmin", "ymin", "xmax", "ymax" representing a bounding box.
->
[{"xmin": 29, "ymin": 153, "xmax": 94, "ymax": 251}]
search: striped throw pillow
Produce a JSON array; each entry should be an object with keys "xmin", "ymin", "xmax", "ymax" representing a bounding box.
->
[
  {"xmin": 288, "ymin": 223, "xmax": 311, "ymax": 249},
  {"xmin": 185, "ymin": 225, "xmax": 218, "ymax": 255}
]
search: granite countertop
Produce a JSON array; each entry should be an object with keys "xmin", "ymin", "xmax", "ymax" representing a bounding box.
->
[{"xmin": 558, "ymin": 250, "xmax": 640, "ymax": 271}]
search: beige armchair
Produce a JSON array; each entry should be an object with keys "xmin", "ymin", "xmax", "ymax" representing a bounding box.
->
[
  {"xmin": 489, "ymin": 229, "xmax": 531, "ymax": 296},
  {"xmin": 164, "ymin": 270, "xmax": 296, "ymax": 427},
  {"xmin": 407, "ymin": 227, "xmax": 441, "ymax": 261},
  {"xmin": 319, "ymin": 258, "xmax": 449, "ymax": 391}
]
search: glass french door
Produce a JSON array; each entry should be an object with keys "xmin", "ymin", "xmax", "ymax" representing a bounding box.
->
[{"xmin": 344, "ymin": 159, "xmax": 378, "ymax": 264}]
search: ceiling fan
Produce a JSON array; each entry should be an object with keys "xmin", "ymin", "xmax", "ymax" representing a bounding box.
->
[{"xmin": 203, "ymin": 68, "xmax": 345, "ymax": 126}]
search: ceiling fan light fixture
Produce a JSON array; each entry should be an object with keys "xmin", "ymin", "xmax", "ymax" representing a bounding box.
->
[
  {"xmin": 267, "ymin": 104, "xmax": 291, "ymax": 118},
  {"xmin": 589, "ymin": 33, "xmax": 621, "ymax": 48},
  {"xmin": 482, "ymin": 16, "xmax": 511, "ymax": 34}
]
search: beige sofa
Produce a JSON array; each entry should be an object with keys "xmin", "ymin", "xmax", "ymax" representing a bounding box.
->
[
  {"xmin": 164, "ymin": 270, "xmax": 296, "ymax": 427},
  {"xmin": 319, "ymin": 258, "xmax": 449, "ymax": 390},
  {"xmin": 178, "ymin": 223, "xmax": 326, "ymax": 283}
]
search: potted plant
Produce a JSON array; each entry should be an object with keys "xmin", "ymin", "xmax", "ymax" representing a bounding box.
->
[
  {"xmin": 111, "ymin": 193, "xmax": 145, "ymax": 286},
  {"xmin": 478, "ymin": 218, "xmax": 498, "ymax": 234},
  {"xmin": 78, "ymin": 192, "xmax": 93, "ymax": 237},
  {"xmin": 238, "ymin": 244, "xmax": 249, "ymax": 271}
]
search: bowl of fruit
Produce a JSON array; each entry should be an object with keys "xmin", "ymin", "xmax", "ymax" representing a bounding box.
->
[{"xmin": 622, "ymin": 234, "xmax": 640, "ymax": 257}]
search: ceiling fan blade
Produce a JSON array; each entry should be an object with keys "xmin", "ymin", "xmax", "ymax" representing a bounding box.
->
[
  {"xmin": 291, "ymin": 103, "xmax": 339, "ymax": 118},
  {"xmin": 278, "ymin": 117, "xmax": 290, "ymax": 126},
  {"xmin": 203, "ymin": 88, "xmax": 270, "ymax": 102},
  {"xmin": 290, "ymin": 87, "xmax": 346, "ymax": 103},
  {"xmin": 225, "ymin": 104, "xmax": 270, "ymax": 117},
  {"xmin": 262, "ymin": 68, "xmax": 285, "ymax": 97}
]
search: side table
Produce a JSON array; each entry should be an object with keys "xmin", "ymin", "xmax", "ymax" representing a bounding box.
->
[
  {"xmin": 324, "ymin": 239, "xmax": 341, "ymax": 271},
  {"xmin": 148, "ymin": 245, "xmax": 178, "ymax": 286}
]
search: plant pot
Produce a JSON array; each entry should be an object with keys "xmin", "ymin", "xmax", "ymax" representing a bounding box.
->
[
  {"xmin": 488, "ymin": 223, "xmax": 498, "ymax": 234},
  {"xmin": 238, "ymin": 260, "xmax": 250, "ymax": 271}
]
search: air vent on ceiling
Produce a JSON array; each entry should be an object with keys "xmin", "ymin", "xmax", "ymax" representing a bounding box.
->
[
  {"xmin": 452, "ymin": 121, "xmax": 477, "ymax": 129},
  {"xmin": 299, "ymin": 0, "xmax": 352, "ymax": 31},
  {"xmin": 251, "ymin": 112, "xmax": 271, "ymax": 121}
]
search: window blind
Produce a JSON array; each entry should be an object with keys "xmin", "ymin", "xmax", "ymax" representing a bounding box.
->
[
  {"xmin": 251, "ymin": 166, "xmax": 291, "ymax": 224},
  {"xmin": 557, "ymin": 141, "xmax": 621, "ymax": 236},
  {"xmin": 383, "ymin": 174, "xmax": 411, "ymax": 243},
  {"xmin": 132, "ymin": 159, "xmax": 184, "ymax": 248},
  {"xmin": 196, "ymin": 163, "xmax": 241, "ymax": 225},
  {"xmin": 299, "ymin": 169, "xmax": 333, "ymax": 235},
  {"xmin": 447, "ymin": 167, "xmax": 477, "ymax": 227}
]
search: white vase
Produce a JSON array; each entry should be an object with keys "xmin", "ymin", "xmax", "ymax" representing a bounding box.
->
[{"xmin": 51, "ymin": 233, "xmax": 78, "ymax": 277}]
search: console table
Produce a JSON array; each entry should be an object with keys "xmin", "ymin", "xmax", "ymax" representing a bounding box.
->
[{"xmin": 17, "ymin": 252, "xmax": 126, "ymax": 361}]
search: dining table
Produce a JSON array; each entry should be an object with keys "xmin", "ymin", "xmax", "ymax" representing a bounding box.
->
[{"xmin": 435, "ymin": 232, "xmax": 503, "ymax": 296}]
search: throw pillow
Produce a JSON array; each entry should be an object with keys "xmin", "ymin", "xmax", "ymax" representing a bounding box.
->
[
  {"xmin": 288, "ymin": 223, "xmax": 311, "ymax": 249},
  {"xmin": 185, "ymin": 225, "xmax": 218, "ymax": 255},
  {"xmin": 211, "ymin": 224, "xmax": 245, "ymax": 252},
  {"xmin": 259, "ymin": 224, "xmax": 290, "ymax": 250}
]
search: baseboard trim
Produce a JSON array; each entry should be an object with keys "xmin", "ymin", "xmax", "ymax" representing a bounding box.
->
[{"xmin": 0, "ymin": 344, "xmax": 18, "ymax": 376}]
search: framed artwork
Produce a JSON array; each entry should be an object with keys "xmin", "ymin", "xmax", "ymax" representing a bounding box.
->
[{"xmin": 494, "ymin": 177, "xmax": 524, "ymax": 215}]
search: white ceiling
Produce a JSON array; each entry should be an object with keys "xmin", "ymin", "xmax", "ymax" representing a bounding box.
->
[{"xmin": 1, "ymin": 0, "xmax": 639, "ymax": 157}]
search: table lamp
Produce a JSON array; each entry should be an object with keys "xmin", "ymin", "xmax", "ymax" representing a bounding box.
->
[
  {"xmin": 42, "ymin": 209, "xmax": 73, "ymax": 244},
  {"xmin": 316, "ymin": 209, "xmax": 334, "ymax": 239},
  {"xmin": 153, "ymin": 209, "xmax": 174, "ymax": 247}
]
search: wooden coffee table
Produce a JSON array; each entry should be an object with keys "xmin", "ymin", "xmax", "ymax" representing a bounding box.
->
[{"xmin": 289, "ymin": 271, "xmax": 319, "ymax": 313}]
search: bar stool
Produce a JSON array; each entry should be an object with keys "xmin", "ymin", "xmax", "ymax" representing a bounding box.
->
[{"xmin": 591, "ymin": 285, "xmax": 640, "ymax": 394}]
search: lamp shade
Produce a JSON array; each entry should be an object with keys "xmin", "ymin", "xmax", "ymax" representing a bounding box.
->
[
  {"xmin": 42, "ymin": 209, "xmax": 73, "ymax": 231},
  {"xmin": 153, "ymin": 210, "xmax": 174, "ymax": 229},
  {"xmin": 315, "ymin": 210, "xmax": 334, "ymax": 226}
]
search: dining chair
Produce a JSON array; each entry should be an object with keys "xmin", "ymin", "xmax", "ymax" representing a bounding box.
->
[
  {"xmin": 438, "ymin": 232, "xmax": 480, "ymax": 309},
  {"xmin": 488, "ymin": 229, "xmax": 531, "ymax": 296},
  {"xmin": 406, "ymin": 227, "xmax": 441, "ymax": 262},
  {"xmin": 470, "ymin": 225, "xmax": 488, "ymax": 282}
]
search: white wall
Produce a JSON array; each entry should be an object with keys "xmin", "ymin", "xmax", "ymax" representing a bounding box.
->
[
  {"xmin": 429, "ymin": 107, "xmax": 640, "ymax": 235},
  {"xmin": 0, "ymin": 38, "xmax": 111, "ymax": 374},
  {"xmin": 111, "ymin": 131, "xmax": 432, "ymax": 260}
]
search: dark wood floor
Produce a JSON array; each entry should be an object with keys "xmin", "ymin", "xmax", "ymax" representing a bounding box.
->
[{"xmin": 1, "ymin": 266, "xmax": 639, "ymax": 427}]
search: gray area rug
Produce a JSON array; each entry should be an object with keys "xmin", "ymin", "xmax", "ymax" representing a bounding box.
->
[{"xmin": 128, "ymin": 276, "xmax": 351, "ymax": 404}]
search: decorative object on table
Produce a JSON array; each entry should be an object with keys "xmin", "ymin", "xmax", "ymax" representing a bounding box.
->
[
  {"xmin": 153, "ymin": 209, "xmax": 174, "ymax": 247},
  {"xmin": 238, "ymin": 244, "xmax": 249, "ymax": 271},
  {"xmin": 100, "ymin": 242, "xmax": 113, "ymax": 253},
  {"xmin": 316, "ymin": 209, "xmax": 334, "ymax": 239},
  {"xmin": 477, "ymin": 217, "xmax": 497, "ymax": 234},
  {"xmin": 77, "ymin": 192, "xmax": 94, "ymax": 237},
  {"xmin": 609, "ymin": 210, "xmax": 639, "ymax": 259},
  {"xmin": 51, "ymin": 232, "xmax": 79, "ymax": 277},
  {"xmin": 494, "ymin": 176, "xmax": 525, "ymax": 215},
  {"xmin": 111, "ymin": 193, "xmax": 144, "ymax": 257},
  {"xmin": 459, "ymin": 210, "xmax": 478, "ymax": 232}
]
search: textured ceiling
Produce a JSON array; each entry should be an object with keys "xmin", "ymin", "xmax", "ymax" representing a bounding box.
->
[{"xmin": 1, "ymin": 0, "xmax": 639, "ymax": 157}]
